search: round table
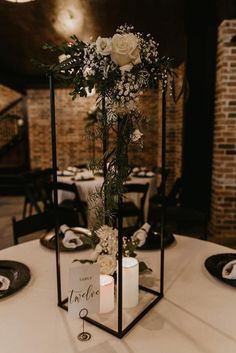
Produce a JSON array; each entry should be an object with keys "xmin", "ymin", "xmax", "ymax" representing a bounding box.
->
[{"xmin": 0, "ymin": 235, "xmax": 236, "ymax": 353}]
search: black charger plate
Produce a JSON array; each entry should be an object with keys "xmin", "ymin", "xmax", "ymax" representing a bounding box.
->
[
  {"xmin": 40, "ymin": 228, "xmax": 91, "ymax": 252},
  {"xmin": 204, "ymin": 253, "xmax": 236, "ymax": 287},
  {"xmin": 0, "ymin": 260, "xmax": 31, "ymax": 299},
  {"xmin": 138, "ymin": 231, "xmax": 175, "ymax": 250}
]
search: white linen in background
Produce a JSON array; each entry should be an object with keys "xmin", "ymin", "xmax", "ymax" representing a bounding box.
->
[{"xmin": 73, "ymin": 170, "xmax": 94, "ymax": 181}]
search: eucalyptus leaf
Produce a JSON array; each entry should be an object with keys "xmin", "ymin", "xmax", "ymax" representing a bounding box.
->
[{"xmin": 139, "ymin": 261, "xmax": 152, "ymax": 273}]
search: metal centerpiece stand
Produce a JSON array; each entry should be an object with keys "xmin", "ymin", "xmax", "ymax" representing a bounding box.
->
[{"xmin": 49, "ymin": 73, "xmax": 167, "ymax": 338}]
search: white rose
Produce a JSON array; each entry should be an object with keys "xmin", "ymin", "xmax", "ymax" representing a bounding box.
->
[
  {"xmin": 131, "ymin": 129, "xmax": 143, "ymax": 142},
  {"xmin": 97, "ymin": 254, "xmax": 116, "ymax": 275},
  {"xmin": 111, "ymin": 33, "xmax": 141, "ymax": 69},
  {"xmin": 96, "ymin": 36, "xmax": 112, "ymax": 56}
]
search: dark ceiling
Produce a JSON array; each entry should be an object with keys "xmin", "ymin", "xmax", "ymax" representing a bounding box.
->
[{"xmin": 0, "ymin": 0, "xmax": 235, "ymax": 89}]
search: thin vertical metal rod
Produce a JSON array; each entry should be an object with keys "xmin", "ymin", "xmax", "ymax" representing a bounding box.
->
[
  {"xmin": 117, "ymin": 116, "xmax": 123, "ymax": 335},
  {"xmin": 117, "ymin": 196, "xmax": 123, "ymax": 336},
  {"xmin": 160, "ymin": 83, "xmax": 167, "ymax": 295},
  {"xmin": 102, "ymin": 93, "xmax": 109, "ymax": 224},
  {"xmin": 49, "ymin": 74, "xmax": 62, "ymax": 305}
]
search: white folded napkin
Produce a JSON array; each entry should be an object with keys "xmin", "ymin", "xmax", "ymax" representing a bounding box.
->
[
  {"xmin": 146, "ymin": 171, "xmax": 155, "ymax": 177},
  {"xmin": 60, "ymin": 224, "xmax": 83, "ymax": 249},
  {"xmin": 67, "ymin": 166, "xmax": 78, "ymax": 173},
  {"xmin": 132, "ymin": 223, "xmax": 151, "ymax": 247},
  {"xmin": 222, "ymin": 260, "xmax": 236, "ymax": 279},
  {"xmin": 132, "ymin": 167, "xmax": 140, "ymax": 173},
  {"xmin": 0, "ymin": 275, "xmax": 10, "ymax": 291},
  {"xmin": 137, "ymin": 171, "xmax": 146, "ymax": 177},
  {"xmin": 74, "ymin": 170, "xmax": 94, "ymax": 180}
]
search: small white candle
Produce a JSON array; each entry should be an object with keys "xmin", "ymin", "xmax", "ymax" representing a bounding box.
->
[
  {"xmin": 122, "ymin": 257, "xmax": 139, "ymax": 308},
  {"xmin": 100, "ymin": 275, "xmax": 114, "ymax": 313}
]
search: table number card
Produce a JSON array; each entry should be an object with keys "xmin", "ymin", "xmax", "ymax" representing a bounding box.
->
[{"xmin": 68, "ymin": 262, "xmax": 100, "ymax": 319}]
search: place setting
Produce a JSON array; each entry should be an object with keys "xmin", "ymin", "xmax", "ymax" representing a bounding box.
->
[
  {"xmin": 131, "ymin": 167, "xmax": 155, "ymax": 178},
  {"xmin": 138, "ymin": 226, "xmax": 175, "ymax": 250},
  {"xmin": 0, "ymin": 260, "xmax": 31, "ymax": 299},
  {"xmin": 204, "ymin": 253, "xmax": 236, "ymax": 287},
  {"xmin": 40, "ymin": 224, "xmax": 92, "ymax": 252},
  {"xmin": 124, "ymin": 223, "xmax": 176, "ymax": 251}
]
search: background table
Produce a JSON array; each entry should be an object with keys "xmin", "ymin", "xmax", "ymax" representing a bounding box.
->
[
  {"xmin": 58, "ymin": 174, "xmax": 157, "ymax": 226},
  {"xmin": 1, "ymin": 236, "xmax": 236, "ymax": 353}
]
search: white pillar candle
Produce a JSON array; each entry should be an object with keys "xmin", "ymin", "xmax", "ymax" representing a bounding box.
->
[
  {"xmin": 99, "ymin": 275, "xmax": 114, "ymax": 313},
  {"xmin": 122, "ymin": 257, "xmax": 139, "ymax": 308}
]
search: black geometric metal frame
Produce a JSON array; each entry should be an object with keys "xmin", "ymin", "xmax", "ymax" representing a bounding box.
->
[{"xmin": 49, "ymin": 74, "xmax": 167, "ymax": 338}]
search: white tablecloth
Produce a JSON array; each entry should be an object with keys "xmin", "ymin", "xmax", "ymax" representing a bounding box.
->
[
  {"xmin": 1, "ymin": 236, "xmax": 236, "ymax": 353},
  {"xmin": 57, "ymin": 175, "xmax": 157, "ymax": 226}
]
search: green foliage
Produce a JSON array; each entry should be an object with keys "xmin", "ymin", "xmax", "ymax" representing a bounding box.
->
[
  {"xmin": 139, "ymin": 261, "xmax": 152, "ymax": 273},
  {"xmin": 39, "ymin": 25, "xmax": 177, "ymax": 229}
]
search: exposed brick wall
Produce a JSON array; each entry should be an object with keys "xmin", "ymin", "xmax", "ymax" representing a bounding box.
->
[
  {"xmin": 157, "ymin": 64, "xmax": 185, "ymax": 192},
  {"xmin": 0, "ymin": 118, "xmax": 18, "ymax": 149},
  {"xmin": 128, "ymin": 89, "xmax": 159, "ymax": 169},
  {"xmin": 27, "ymin": 66, "xmax": 184, "ymax": 191},
  {"xmin": 27, "ymin": 89, "xmax": 97, "ymax": 169},
  {"xmin": 0, "ymin": 85, "xmax": 24, "ymax": 150},
  {"xmin": 0, "ymin": 85, "xmax": 21, "ymax": 111},
  {"xmin": 209, "ymin": 20, "xmax": 236, "ymax": 239}
]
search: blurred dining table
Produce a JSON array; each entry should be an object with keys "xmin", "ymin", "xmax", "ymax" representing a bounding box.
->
[
  {"xmin": 57, "ymin": 171, "xmax": 157, "ymax": 227},
  {"xmin": 1, "ymin": 235, "xmax": 236, "ymax": 353}
]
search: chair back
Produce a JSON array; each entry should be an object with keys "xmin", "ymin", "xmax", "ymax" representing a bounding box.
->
[
  {"xmin": 124, "ymin": 183, "xmax": 149, "ymax": 210},
  {"xmin": 22, "ymin": 168, "xmax": 53, "ymax": 217},
  {"xmin": 12, "ymin": 212, "xmax": 53, "ymax": 245},
  {"xmin": 45, "ymin": 181, "xmax": 87, "ymax": 227},
  {"xmin": 12, "ymin": 209, "xmax": 79, "ymax": 245},
  {"xmin": 74, "ymin": 163, "xmax": 88, "ymax": 169},
  {"xmin": 46, "ymin": 182, "xmax": 80, "ymax": 205}
]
